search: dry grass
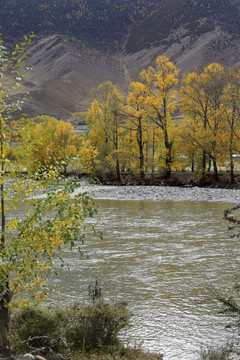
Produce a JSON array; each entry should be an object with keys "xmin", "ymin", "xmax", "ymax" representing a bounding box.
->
[{"xmin": 72, "ymin": 348, "xmax": 163, "ymax": 360}]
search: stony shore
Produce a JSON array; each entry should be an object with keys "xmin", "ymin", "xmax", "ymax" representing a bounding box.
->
[
  {"xmin": 82, "ymin": 183, "xmax": 240, "ymax": 204},
  {"xmin": 76, "ymin": 171, "xmax": 240, "ymax": 204}
]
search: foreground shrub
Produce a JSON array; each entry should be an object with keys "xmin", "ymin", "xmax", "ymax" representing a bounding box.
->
[
  {"xmin": 10, "ymin": 300, "xmax": 129, "ymax": 353},
  {"xmin": 10, "ymin": 304, "xmax": 67, "ymax": 351},
  {"xmin": 64, "ymin": 301, "xmax": 129, "ymax": 351},
  {"xmin": 198, "ymin": 346, "xmax": 231, "ymax": 360}
]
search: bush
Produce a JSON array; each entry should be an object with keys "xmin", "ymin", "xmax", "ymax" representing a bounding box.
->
[
  {"xmin": 65, "ymin": 301, "xmax": 129, "ymax": 352},
  {"xmin": 198, "ymin": 346, "xmax": 231, "ymax": 360},
  {"xmin": 10, "ymin": 304, "xmax": 67, "ymax": 351},
  {"xmin": 10, "ymin": 300, "xmax": 129, "ymax": 353}
]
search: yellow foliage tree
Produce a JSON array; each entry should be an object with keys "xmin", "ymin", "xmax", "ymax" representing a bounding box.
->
[
  {"xmin": 87, "ymin": 81, "xmax": 125, "ymax": 182},
  {"xmin": 222, "ymin": 67, "xmax": 240, "ymax": 182},
  {"xmin": 78, "ymin": 138, "xmax": 99, "ymax": 174},
  {"xmin": 126, "ymin": 81, "xmax": 151, "ymax": 179},
  {"xmin": 180, "ymin": 63, "xmax": 227, "ymax": 180},
  {"xmin": 18, "ymin": 116, "xmax": 79, "ymax": 173},
  {"xmin": 139, "ymin": 56, "xmax": 180, "ymax": 177}
]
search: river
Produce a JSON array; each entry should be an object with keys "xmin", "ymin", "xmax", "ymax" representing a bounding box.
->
[{"xmin": 49, "ymin": 185, "xmax": 240, "ymax": 360}]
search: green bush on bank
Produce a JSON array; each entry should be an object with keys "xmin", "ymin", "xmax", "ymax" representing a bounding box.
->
[
  {"xmin": 64, "ymin": 301, "xmax": 129, "ymax": 351},
  {"xmin": 10, "ymin": 304, "xmax": 67, "ymax": 351},
  {"xmin": 198, "ymin": 346, "xmax": 232, "ymax": 360},
  {"xmin": 10, "ymin": 300, "xmax": 129, "ymax": 354}
]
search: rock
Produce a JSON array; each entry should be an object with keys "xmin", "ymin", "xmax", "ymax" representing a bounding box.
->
[
  {"xmin": 35, "ymin": 356, "xmax": 46, "ymax": 360},
  {"xmin": 35, "ymin": 350, "xmax": 65, "ymax": 360},
  {"xmin": 23, "ymin": 354, "xmax": 35, "ymax": 360}
]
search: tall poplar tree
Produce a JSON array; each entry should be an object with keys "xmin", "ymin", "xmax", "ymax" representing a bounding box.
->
[
  {"xmin": 222, "ymin": 68, "xmax": 240, "ymax": 183},
  {"xmin": 87, "ymin": 81, "xmax": 125, "ymax": 182},
  {"xmin": 180, "ymin": 63, "xmax": 226, "ymax": 180},
  {"xmin": 140, "ymin": 56, "xmax": 179, "ymax": 177}
]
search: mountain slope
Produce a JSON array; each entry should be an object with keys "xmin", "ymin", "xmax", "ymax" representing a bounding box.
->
[
  {"xmin": 20, "ymin": 35, "xmax": 126, "ymax": 117},
  {"xmin": 125, "ymin": 0, "xmax": 240, "ymax": 53},
  {"xmin": 0, "ymin": 0, "xmax": 161, "ymax": 51},
  {"xmin": 124, "ymin": 0, "xmax": 240, "ymax": 75},
  {"xmin": 1, "ymin": 0, "xmax": 240, "ymax": 117}
]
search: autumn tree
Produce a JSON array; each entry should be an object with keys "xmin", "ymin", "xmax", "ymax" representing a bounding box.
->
[
  {"xmin": 18, "ymin": 116, "xmax": 80, "ymax": 173},
  {"xmin": 125, "ymin": 81, "xmax": 150, "ymax": 179},
  {"xmin": 54, "ymin": 120, "xmax": 79, "ymax": 171},
  {"xmin": 87, "ymin": 81, "xmax": 125, "ymax": 182},
  {"xmin": 222, "ymin": 67, "xmax": 240, "ymax": 183},
  {"xmin": 0, "ymin": 36, "xmax": 99, "ymax": 354},
  {"xmin": 139, "ymin": 56, "xmax": 180, "ymax": 177},
  {"xmin": 180, "ymin": 63, "xmax": 227, "ymax": 180}
]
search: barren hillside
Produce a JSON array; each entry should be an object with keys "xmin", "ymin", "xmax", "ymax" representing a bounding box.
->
[{"xmin": 2, "ymin": 0, "xmax": 240, "ymax": 117}]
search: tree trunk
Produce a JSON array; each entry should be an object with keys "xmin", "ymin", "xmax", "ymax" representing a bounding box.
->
[
  {"xmin": 0, "ymin": 291, "xmax": 11, "ymax": 356},
  {"xmin": 0, "ymin": 308, "xmax": 9, "ymax": 355},
  {"xmin": 165, "ymin": 148, "xmax": 172, "ymax": 178},
  {"xmin": 164, "ymin": 132, "xmax": 172, "ymax": 178},
  {"xmin": 152, "ymin": 129, "xmax": 155, "ymax": 174},
  {"xmin": 114, "ymin": 135, "xmax": 121, "ymax": 183},
  {"xmin": 137, "ymin": 119, "xmax": 145, "ymax": 180},
  {"xmin": 202, "ymin": 150, "xmax": 206, "ymax": 172},
  {"xmin": 212, "ymin": 158, "xmax": 218, "ymax": 181},
  {"xmin": 191, "ymin": 157, "xmax": 195, "ymax": 173},
  {"xmin": 0, "ymin": 128, "xmax": 10, "ymax": 357},
  {"xmin": 139, "ymin": 142, "xmax": 145, "ymax": 179},
  {"xmin": 202, "ymin": 113, "xmax": 207, "ymax": 178},
  {"xmin": 229, "ymin": 126, "xmax": 234, "ymax": 183},
  {"xmin": 163, "ymin": 100, "xmax": 172, "ymax": 178},
  {"xmin": 199, "ymin": 151, "xmax": 207, "ymax": 180},
  {"xmin": 116, "ymin": 159, "xmax": 121, "ymax": 183},
  {"xmin": 230, "ymin": 160, "xmax": 234, "ymax": 184},
  {"xmin": 208, "ymin": 158, "xmax": 211, "ymax": 172}
]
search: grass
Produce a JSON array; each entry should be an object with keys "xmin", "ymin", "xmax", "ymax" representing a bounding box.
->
[{"xmin": 71, "ymin": 348, "xmax": 163, "ymax": 360}]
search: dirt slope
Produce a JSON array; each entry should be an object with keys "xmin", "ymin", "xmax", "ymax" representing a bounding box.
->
[
  {"xmin": 19, "ymin": 21, "xmax": 240, "ymax": 118},
  {"xmin": 20, "ymin": 35, "xmax": 126, "ymax": 118},
  {"xmin": 123, "ymin": 24, "xmax": 240, "ymax": 76}
]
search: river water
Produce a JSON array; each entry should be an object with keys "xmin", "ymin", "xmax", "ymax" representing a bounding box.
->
[{"xmin": 49, "ymin": 185, "xmax": 240, "ymax": 360}]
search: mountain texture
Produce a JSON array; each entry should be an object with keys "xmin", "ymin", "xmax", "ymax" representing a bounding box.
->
[{"xmin": 1, "ymin": 0, "xmax": 240, "ymax": 117}]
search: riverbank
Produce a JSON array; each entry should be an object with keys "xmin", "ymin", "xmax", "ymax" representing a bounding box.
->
[
  {"xmin": 75, "ymin": 171, "xmax": 240, "ymax": 204},
  {"xmin": 8, "ymin": 300, "xmax": 163, "ymax": 360},
  {"xmin": 7, "ymin": 348, "xmax": 163, "ymax": 360},
  {"xmin": 72, "ymin": 350, "xmax": 163, "ymax": 360},
  {"xmin": 87, "ymin": 171, "xmax": 240, "ymax": 189},
  {"xmin": 80, "ymin": 182, "xmax": 240, "ymax": 204}
]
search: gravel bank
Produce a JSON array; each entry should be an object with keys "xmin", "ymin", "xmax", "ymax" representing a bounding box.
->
[{"xmin": 83, "ymin": 184, "xmax": 240, "ymax": 204}]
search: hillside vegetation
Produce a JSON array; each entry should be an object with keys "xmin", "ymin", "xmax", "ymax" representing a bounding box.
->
[
  {"xmin": 126, "ymin": 0, "xmax": 240, "ymax": 53},
  {"xmin": 0, "ymin": 0, "xmax": 162, "ymax": 51},
  {"xmin": 1, "ymin": 0, "xmax": 239, "ymax": 53}
]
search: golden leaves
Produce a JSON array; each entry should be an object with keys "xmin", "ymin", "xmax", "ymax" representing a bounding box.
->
[{"xmin": 18, "ymin": 116, "xmax": 80, "ymax": 173}]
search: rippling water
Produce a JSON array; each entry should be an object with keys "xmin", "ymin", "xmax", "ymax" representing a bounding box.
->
[{"xmin": 49, "ymin": 194, "xmax": 240, "ymax": 360}]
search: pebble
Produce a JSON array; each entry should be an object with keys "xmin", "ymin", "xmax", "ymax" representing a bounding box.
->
[
  {"xmin": 23, "ymin": 355, "xmax": 35, "ymax": 360},
  {"xmin": 35, "ymin": 356, "xmax": 46, "ymax": 360},
  {"xmin": 82, "ymin": 184, "xmax": 240, "ymax": 204}
]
